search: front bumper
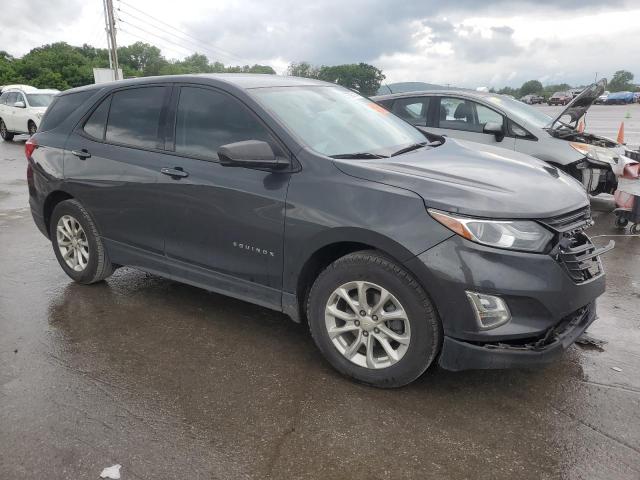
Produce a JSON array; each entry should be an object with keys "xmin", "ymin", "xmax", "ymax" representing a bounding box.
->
[
  {"xmin": 438, "ymin": 301, "xmax": 596, "ymax": 371},
  {"xmin": 403, "ymin": 233, "xmax": 606, "ymax": 370}
]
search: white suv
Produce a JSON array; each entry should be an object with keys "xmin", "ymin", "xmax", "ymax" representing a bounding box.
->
[{"xmin": 0, "ymin": 86, "xmax": 58, "ymax": 140}]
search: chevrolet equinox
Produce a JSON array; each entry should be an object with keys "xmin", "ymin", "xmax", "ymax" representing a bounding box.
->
[{"xmin": 27, "ymin": 74, "xmax": 612, "ymax": 387}]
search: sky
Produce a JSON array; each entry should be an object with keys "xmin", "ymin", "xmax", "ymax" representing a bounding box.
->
[{"xmin": 1, "ymin": 0, "xmax": 639, "ymax": 88}]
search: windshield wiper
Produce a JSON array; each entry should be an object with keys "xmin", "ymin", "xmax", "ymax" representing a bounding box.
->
[
  {"xmin": 390, "ymin": 142, "xmax": 428, "ymax": 157},
  {"xmin": 330, "ymin": 152, "xmax": 388, "ymax": 159}
]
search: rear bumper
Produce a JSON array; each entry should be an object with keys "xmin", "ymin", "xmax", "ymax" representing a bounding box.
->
[
  {"xmin": 29, "ymin": 199, "xmax": 48, "ymax": 238},
  {"xmin": 438, "ymin": 301, "xmax": 596, "ymax": 371}
]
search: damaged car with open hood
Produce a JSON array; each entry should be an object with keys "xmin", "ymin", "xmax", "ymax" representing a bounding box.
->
[{"xmin": 373, "ymin": 79, "xmax": 636, "ymax": 197}]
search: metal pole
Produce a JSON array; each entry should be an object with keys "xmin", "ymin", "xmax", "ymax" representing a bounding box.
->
[
  {"xmin": 102, "ymin": 0, "xmax": 113, "ymax": 70},
  {"xmin": 106, "ymin": 0, "xmax": 120, "ymax": 80}
]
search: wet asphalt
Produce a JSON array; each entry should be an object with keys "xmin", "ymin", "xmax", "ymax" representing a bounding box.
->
[{"xmin": 1, "ymin": 125, "xmax": 639, "ymax": 479}]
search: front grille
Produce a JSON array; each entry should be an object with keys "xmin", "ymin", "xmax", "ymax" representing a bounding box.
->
[
  {"xmin": 540, "ymin": 206, "xmax": 592, "ymax": 233},
  {"xmin": 540, "ymin": 207, "xmax": 613, "ymax": 283},
  {"xmin": 556, "ymin": 232, "xmax": 603, "ymax": 282}
]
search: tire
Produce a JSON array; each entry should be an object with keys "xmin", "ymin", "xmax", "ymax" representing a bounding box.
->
[
  {"xmin": 49, "ymin": 199, "xmax": 114, "ymax": 284},
  {"xmin": 631, "ymin": 223, "xmax": 640, "ymax": 235},
  {"xmin": 0, "ymin": 119, "xmax": 14, "ymax": 141},
  {"xmin": 615, "ymin": 216, "xmax": 628, "ymax": 229},
  {"xmin": 28, "ymin": 121, "xmax": 37, "ymax": 136},
  {"xmin": 306, "ymin": 250, "xmax": 442, "ymax": 388}
]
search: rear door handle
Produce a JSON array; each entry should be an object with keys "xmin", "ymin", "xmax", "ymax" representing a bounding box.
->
[
  {"xmin": 71, "ymin": 149, "xmax": 91, "ymax": 159},
  {"xmin": 160, "ymin": 167, "xmax": 189, "ymax": 179}
]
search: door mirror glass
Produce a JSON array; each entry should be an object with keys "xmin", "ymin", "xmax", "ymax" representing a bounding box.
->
[
  {"xmin": 218, "ymin": 140, "xmax": 289, "ymax": 169},
  {"xmin": 13, "ymin": 101, "xmax": 26, "ymax": 108}
]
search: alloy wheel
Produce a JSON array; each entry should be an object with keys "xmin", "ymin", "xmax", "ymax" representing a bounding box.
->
[
  {"xmin": 324, "ymin": 280, "xmax": 411, "ymax": 369},
  {"xmin": 56, "ymin": 215, "xmax": 90, "ymax": 272}
]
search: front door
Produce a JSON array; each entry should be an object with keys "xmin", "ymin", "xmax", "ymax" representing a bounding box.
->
[
  {"xmin": 158, "ymin": 85, "xmax": 290, "ymax": 306},
  {"xmin": 427, "ymin": 96, "xmax": 516, "ymax": 149}
]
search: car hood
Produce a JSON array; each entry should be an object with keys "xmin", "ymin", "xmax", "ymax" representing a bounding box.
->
[
  {"xmin": 550, "ymin": 79, "xmax": 606, "ymax": 129},
  {"xmin": 332, "ymin": 139, "xmax": 588, "ymax": 219}
]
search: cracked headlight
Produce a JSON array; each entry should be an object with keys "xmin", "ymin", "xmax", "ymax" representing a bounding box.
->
[
  {"xmin": 570, "ymin": 142, "xmax": 619, "ymax": 166},
  {"xmin": 429, "ymin": 209, "xmax": 554, "ymax": 253}
]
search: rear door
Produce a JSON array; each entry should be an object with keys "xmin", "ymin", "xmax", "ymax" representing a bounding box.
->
[
  {"xmin": 157, "ymin": 85, "xmax": 291, "ymax": 306},
  {"xmin": 13, "ymin": 92, "xmax": 30, "ymax": 133},
  {"xmin": 428, "ymin": 96, "xmax": 516, "ymax": 149},
  {"xmin": 64, "ymin": 85, "xmax": 171, "ymax": 270}
]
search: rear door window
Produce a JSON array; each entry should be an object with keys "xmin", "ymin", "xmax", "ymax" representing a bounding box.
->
[
  {"xmin": 105, "ymin": 87, "xmax": 168, "ymax": 149},
  {"xmin": 173, "ymin": 86, "xmax": 274, "ymax": 160},
  {"xmin": 83, "ymin": 96, "xmax": 111, "ymax": 141},
  {"xmin": 391, "ymin": 97, "xmax": 430, "ymax": 126},
  {"xmin": 39, "ymin": 90, "xmax": 93, "ymax": 132}
]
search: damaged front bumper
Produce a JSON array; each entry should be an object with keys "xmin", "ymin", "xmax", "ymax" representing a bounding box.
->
[{"xmin": 438, "ymin": 301, "xmax": 597, "ymax": 371}]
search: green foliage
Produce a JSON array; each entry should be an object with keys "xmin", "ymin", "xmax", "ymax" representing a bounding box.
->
[
  {"xmin": 609, "ymin": 70, "xmax": 635, "ymax": 92},
  {"xmin": 0, "ymin": 42, "xmax": 276, "ymax": 90},
  {"xmin": 286, "ymin": 61, "xmax": 385, "ymax": 96},
  {"xmin": 519, "ymin": 80, "xmax": 543, "ymax": 96}
]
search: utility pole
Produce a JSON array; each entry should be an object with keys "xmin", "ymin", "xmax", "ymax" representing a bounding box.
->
[{"xmin": 104, "ymin": 0, "xmax": 120, "ymax": 80}]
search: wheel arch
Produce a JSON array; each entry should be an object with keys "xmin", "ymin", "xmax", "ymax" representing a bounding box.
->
[
  {"xmin": 288, "ymin": 228, "xmax": 421, "ymax": 323},
  {"xmin": 43, "ymin": 190, "xmax": 75, "ymax": 237}
]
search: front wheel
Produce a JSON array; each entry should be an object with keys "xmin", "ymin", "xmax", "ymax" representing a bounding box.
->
[
  {"xmin": 307, "ymin": 250, "xmax": 442, "ymax": 388},
  {"xmin": 615, "ymin": 216, "xmax": 629, "ymax": 229},
  {"xmin": 28, "ymin": 121, "xmax": 37, "ymax": 136}
]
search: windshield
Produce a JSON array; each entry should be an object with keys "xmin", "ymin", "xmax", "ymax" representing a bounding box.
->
[
  {"xmin": 485, "ymin": 95, "xmax": 553, "ymax": 129},
  {"xmin": 252, "ymin": 86, "xmax": 426, "ymax": 157},
  {"xmin": 26, "ymin": 94, "xmax": 55, "ymax": 107}
]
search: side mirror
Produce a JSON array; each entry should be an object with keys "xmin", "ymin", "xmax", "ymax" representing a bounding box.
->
[
  {"xmin": 13, "ymin": 101, "xmax": 26, "ymax": 108},
  {"xmin": 218, "ymin": 140, "xmax": 289, "ymax": 170},
  {"xmin": 484, "ymin": 122, "xmax": 505, "ymax": 142}
]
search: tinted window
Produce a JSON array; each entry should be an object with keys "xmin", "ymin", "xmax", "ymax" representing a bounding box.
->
[
  {"xmin": 83, "ymin": 96, "xmax": 111, "ymax": 140},
  {"xmin": 39, "ymin": 90, "xmax": 93, "ymax": 132},
  {"xmin": 175, "ymin": 87, "xmax": 274, "ymax": 160},
  {"xmin": 391, "ymin": 97, "xmax": 430, "ymax": 126},
  {"xmin": 106, "ymin": 87, "xmax": 167, "ymax": 149}
]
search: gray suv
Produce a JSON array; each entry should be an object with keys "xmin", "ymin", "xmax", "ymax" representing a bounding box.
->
[{"xmin": 27, "ymin": 75, "xmax": 611, "ymax": 387}]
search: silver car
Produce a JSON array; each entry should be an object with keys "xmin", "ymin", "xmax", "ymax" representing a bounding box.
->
[{"xmin": 373, "ymin": 80, "xmax": 630, "ymax": 195}]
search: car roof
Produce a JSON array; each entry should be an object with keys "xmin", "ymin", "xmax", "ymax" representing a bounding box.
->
[
  {"xmin": 59, "ymin": 74, "xmax": 332, "ymax": 96},
  {"xmin": 371, "ymin": 89, "xmax": 507, "ymax": 102}
]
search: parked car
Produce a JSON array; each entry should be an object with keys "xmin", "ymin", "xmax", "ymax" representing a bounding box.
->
[
  {"xmin": 594, "ymin": 90, "xmax": 610, "ymax": 104},
  {"xmin": 0, "ymin": 86, "xmax": 58, "ymax": 140},
  {"xmin": 548, "ymin": 91, "xmax": 573, "ymax": 105},
  {"xmin": 27, "ymin": 74, "xmax": 611, "ymax": 387},
  {"xmin": 372, "ymin": 80, "xmax": 628, "ymax": 197},
  {"xmin": 520, "ymin": 94, "xmax": 544, "ymax": 104},
  {"xmin": 605, "ymin": 91, "xmax": 636, "ymax": 105}
]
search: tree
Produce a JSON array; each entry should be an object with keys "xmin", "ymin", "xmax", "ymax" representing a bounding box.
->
[
  {"xmin": 609, "ymin": 70, "xmax": 635, "ymax": 92},
  {"xmin": 287, "ymin": 61, "xmax": 319, "ymax": 78},
  {"xmin": 520, "ymin": 80, "xmax": 543, "ymax": 96}
]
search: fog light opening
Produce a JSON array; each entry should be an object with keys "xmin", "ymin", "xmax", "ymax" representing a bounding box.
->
[{"xmin": 465, "ymin": 291, "xmax": 511, "ymax": 330}]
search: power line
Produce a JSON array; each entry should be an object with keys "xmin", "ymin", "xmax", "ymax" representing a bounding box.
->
[
  {"xmin": 119, "ymin": 27, "xmax": 192, "ymax": 60},
  {"xmin": 117, "ymin": 12, "xmax": 237, "ymax": 64},
  {"xmin": 118, "ymin": 20, "xmax": 200, "ymax": 58},
  {"xmin": 116, "ymin": 0, "xmax": 246, "ymax": 63}
]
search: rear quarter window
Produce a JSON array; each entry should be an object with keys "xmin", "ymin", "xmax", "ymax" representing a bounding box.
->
[{"xmin": 39, "ymin": 90, "xmax": 93, "ymax": 132}]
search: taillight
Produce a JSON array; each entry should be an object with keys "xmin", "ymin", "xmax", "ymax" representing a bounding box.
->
[{"xmin": 25, "ymin": 137, "xmax": 37, "ymax": 160}]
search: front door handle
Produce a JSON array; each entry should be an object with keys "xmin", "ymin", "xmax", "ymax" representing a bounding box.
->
[
  {"xmin": 71, "ymin": 149, "xmax": 91, "ymax": 159},
  {"xmin": 160, "ymin": 167, "xmax": 189, "ymax": 179}
]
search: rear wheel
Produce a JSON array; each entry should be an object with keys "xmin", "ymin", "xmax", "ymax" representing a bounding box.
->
[
  {"xmin": 28, "ymin": 121, "xmax": 37, "ymax": 136},
  {"xmin": 0, "ymin": 119, "xmax": 14, "ymax": 141},
  {"xmin": 307, "ymin": 250, "xmax": 442, "ymax": 388},
  {"xmin": 50, "ymin": 199, "xmax": 114, "ymax": 284},
  {"xmin": 615, "ymin": 216, "xmax": 629, "ymax": 229}
]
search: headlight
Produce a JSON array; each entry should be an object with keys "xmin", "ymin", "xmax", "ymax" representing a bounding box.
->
[
  {"xmin": 570, "ymin": 142, "xmax": 619, "ymax": 166},
  {"xmin": 429, "ymin": 209, "xmax": 553, "ymax": 252}
]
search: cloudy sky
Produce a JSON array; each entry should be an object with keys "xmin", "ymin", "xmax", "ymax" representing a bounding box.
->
[{"xmin": 2, "ymin": 0, "xmax": 639, "ymax": 88}]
